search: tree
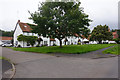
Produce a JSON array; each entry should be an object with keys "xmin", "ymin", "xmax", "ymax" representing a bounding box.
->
[
  {"xmin": 17, "ymin": 34, "xmax": 27, "ymax": 42},
  {"xmin": 17, "ymin": 34, "xmax": 27, "ymax": 47},
  {"xmin": 0, "ymin": 29, "xmax": 13, "ymax": 37},
  {"xmin": 90, "ymin": 25, "xmax": 113, "ymax": 44},
  {"xmin": 114, "ymin": 30, "xmax": 120, "ymax": 44},
  {"xmin": 27, "ymin": 36, "xmax": 38, "ymax": 47},
  {"xmin": 29, "ymin": 1, "xmax": 91, "ymax": 48},
  {"xmin": 117, "ymin": 30, "xmax": 120, "ymax": 38},
  {"xmin": 17, "ymin": 34, "xmax": 38, "ymax": 47},
  {"xmin": 81, "ymin": 27, "xmax": 91, "ymax": 38},
  {"xmin": 114, "ymin": 38, "xmax": 120, "ymax": 44}
]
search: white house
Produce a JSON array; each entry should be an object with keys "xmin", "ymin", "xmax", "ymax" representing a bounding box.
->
[{"xmin": 13, "ymin": 20, "xmax": 85, "ymax": 47}]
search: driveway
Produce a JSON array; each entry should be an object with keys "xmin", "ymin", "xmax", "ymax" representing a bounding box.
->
[{"xmin": 2, "ymin": 47, "xmax": 118, "ymax": 78}]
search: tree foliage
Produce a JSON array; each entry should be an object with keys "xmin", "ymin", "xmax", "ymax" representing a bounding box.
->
[
  {"xmin": 0, "ymin": 29, "xmax": 13, "ymax": 37},
  {"xmin": 90, "ymin": 25, "xmax": 113, "ymax": 44},
  {"xmin": 81, "ymin": 27, "xmax": 91, "ymax": 38},
  {"xmin": 17, "ymin": 34, "xmax": 38, "ymax": 47},
  {"xmin": 117, "ymin": 30, "xmax": 120, "ymax": 38},
  {"xmin": 29, "ymin": 1, "xmax": 91, "ymax": 47},
  {"xmin": 114, "ymin": 38, "xmax": 120, "ymax": 44},
  {"xmin": 114, "ymin": 30, "xmax": 120, "ymax": 44}
]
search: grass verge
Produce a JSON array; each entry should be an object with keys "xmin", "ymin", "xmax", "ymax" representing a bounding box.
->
[
  {"xmin": 0, "ymin": 56, "xmax": 2, "ymax": 59},
  {"xmin": 10, "ymin": 44, "xmax": 116, "ymax": 54},
  {"xmin": 103, "ymin": 44, "xmax": 119, "ymax": 55},
  {"xmin": 0, "ymin": 56, "xmax": 8, "ymax": 60}
]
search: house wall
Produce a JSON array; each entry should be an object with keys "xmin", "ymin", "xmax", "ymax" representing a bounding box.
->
[
  {"xmin": 14, "ymin": 23, "xmax": 84, "ymax": 47},
  {"xmin": 14, "ymin": 23, "xmax": 40, "ymax": 47},
  {"xmin": 14, "ymin": 24, "xmax": 24, "ymax": 47},
  {"xmin": 89, "ymin": 41, "xmax": 98, "ymax": 44},
  {"xmin": 0, "ymin": 40, "xmax": 3, "ymax": 45},
  {"xmin": 41, "ymin": 36, "xmax": 50, "ymax": 46},
  {"xmin": 52, "ymin": 37, "xmax": 82, "ymax": 46},
  {"xmin": 23, "ymin": 32, "xmax": 38, "ymax": 37}
]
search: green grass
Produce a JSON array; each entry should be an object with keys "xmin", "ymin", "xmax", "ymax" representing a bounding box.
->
[
  {"xmin": 0, "ymin": 56, "xmax": 7, "ymax": 60},
  {"xmin": 103, "ymin": 45, "xmax": 120, "ymax": 55},
  {"xmin": 10, "ymin": 44, "xmax": 116, "ymax": 54},
  {"xmin": 0, "ymin": 56, "xmax": 2, "ymax": 59}
]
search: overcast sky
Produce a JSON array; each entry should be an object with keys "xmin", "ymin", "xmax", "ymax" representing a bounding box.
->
[{"xmin": 0, "ymin": 0, "xmax": 119, "ymax": 31}]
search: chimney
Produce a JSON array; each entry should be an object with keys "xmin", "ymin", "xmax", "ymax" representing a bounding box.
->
[{"xmin": 18, "ymin": 20, "xmax": 20, "ymax": 23}]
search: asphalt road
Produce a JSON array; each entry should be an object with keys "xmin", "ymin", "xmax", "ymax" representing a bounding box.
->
[
  {"xmin": 0, "ymin": 47, "xmax": 2, "ymax": 79},
  {"xmin": 2, "ymin": 60, "xmax": 12, "ymax": 73},
  {"xmin": 2, "ymin": 47, "xmax": 119, "ymax": 78},
  {"xmin": 0, "ymin": 60, "xmax": 2, "ymax": 79}
]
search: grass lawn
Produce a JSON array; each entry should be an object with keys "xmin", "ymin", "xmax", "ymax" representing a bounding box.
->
[
  {"xmin": 103, "ymin": 45, "xmax": 119, "ymax": 55},
  {"xmin": 10, "ymin": 44, "xmax": 116, "ymax": 54},
  {"xmin": 0, "ymin": 56, "xmax": 2, "ymax": 59},
  {"xmin": 0, "ymin": 56, "xmax": 7, "ymax": 60}
]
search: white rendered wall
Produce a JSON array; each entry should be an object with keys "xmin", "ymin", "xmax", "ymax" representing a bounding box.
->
[{"xmin": 14, "ymin": 24, "xmax": 23, "ymax": 47}]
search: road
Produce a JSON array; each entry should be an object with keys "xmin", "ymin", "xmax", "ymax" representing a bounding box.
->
[
  {"xmin": 2, "ymin": 47, "xmax": 118, "ymax": 78},
  {"xmin": 0, "ymin": 47, "xmax": 2, "ymax": 79}
]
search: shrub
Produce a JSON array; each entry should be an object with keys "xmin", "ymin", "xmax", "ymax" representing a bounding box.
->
[
  {"xmin": 17, "ymin": 45, "xmax": 22, "ymax": 48},
  {"xmin": 53, "ymin": 44, "xmax": 57, "ymax": 46},
  {"xmin": 77, "ymin": 42, "xmax": 81, "ymax": 45},
  {"xmin": 36, "ymin": 45, "xmax": 40, "ymax": 47},
  {"xmin": 103, "ymin": 42, "xmax": 108, "ymax": 44},
  {"xmin": 114, "ymin": 38, "xmax": 120, "ymax": 44}
]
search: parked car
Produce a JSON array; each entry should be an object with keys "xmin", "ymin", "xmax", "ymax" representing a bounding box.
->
[{"xmin": 2, "ymin": 43, "xmax": 12, "ymax": 47}]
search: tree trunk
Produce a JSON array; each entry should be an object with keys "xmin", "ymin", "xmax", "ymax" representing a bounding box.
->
[
  {"xmin": 38, "ymin": 41, "xmax": 40, "ymax": 46},
  {"xmin": 23, "ymin": 41, "xmax": 24, "ymax": 48},
  {"xmin": 65, "ymin": 41, "xmax": 66, "ymax": 45},
  {"xmin": 60, "ymin": 40, "xmax": 62, "ymax": 48},
  {"xmin": 98, "ymin": 40, "xmax": 102, "ymax": 44}
]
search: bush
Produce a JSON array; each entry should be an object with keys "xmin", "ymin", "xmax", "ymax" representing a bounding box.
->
[
  {"xmin": 77, "ymin": 42, "xmax": 81, "ymax": 45},
  {"xmin": 17, "ymin": 45, "xmax": 22, "ymax": 48},
  {"xmin": 36, "ymin": 45, "xmax": 40, "ymax": 47},
  {"xmin": 114, "ymin": 38, "xmax": 120, "ymax": 44},
  {"xmin": 103, "ymin": 42, "xmax": 108, "ymax": 44},
  {"xmin": 71, "ymin": 43, "xmax": 73, "ymax": 45},
  {"xmin": 53, "ymin": 44, "xmax": 57, "ymax": 46}
]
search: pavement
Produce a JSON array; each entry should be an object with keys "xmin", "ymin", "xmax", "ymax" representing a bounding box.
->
[{"xmin": 2, "ymin": 47, "xmax": 119, "ymax": 78}]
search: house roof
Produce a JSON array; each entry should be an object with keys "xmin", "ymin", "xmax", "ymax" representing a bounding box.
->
[
  {"xmin": 74, "ymin": 34, "xmax": 79, "ymax": 37},
  {"xmin": 112, "ymin": 31, "xmax": 117, "ymax": 34},
  {"xmin": 112, "ymin": 31, "xmax": 118, "ymax": 39},
  {"xmin": 83, "ymin": 38, "xmax": 89, "ymax": 42},
  {"xmin": 87, "ymin": 35, "xmax": 91, "ymax": 40},
  {"xmin": 14, "ymin": 20, "xmax": 33, "ymax": 33},
  {"xmin": 19, "ymin": 22, "xmax": 32, "ymax": 32},
  {"xmin": 50, "ymin": 38, "xmax": 56, "ymax": 41},
  {"xmin": 0, "ymin": 37, "xmax": 13, "ymax": 40},
  {"xmin": 80, "ymin": 35, "xmax": 86, "ymax": 39}
]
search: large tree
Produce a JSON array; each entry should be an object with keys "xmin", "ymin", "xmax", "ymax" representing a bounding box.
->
[
  {"xmin": 29, "ymin": 1, "xmax": 91, "ymax": 47},
  {"xmin": 90, "ymin": 25, "xmax": 113, "ymax": 44},
  {"xmin": 81, "ymin": 27, "xmax": 91, "ymax": 38}
]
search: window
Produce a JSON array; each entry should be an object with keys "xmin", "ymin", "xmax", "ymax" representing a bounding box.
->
[
  {"xmin": 16, "ymin": 41, "xmax": 18, "ymax": 45},
  {"xmin": 44, "ymin": 41, "xmax": 47, "ymax": 45},
  {"xmin": 27, "ymin": 42, "xmax": 30, "ymax": 46},
  {"xmin": 68, "ymin": 41, "xmax": 70, "ymax": 45},
  {"xmin": 27, "ymin": 32, "xmax": 29, "ymax": 36},
  {"xmin": 24, "ymin": 25, "xmax": 27, "ymax": 27},
  {"xmin": 32, "ymin": 33, "xmax": 34, "ymax": 36}
]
